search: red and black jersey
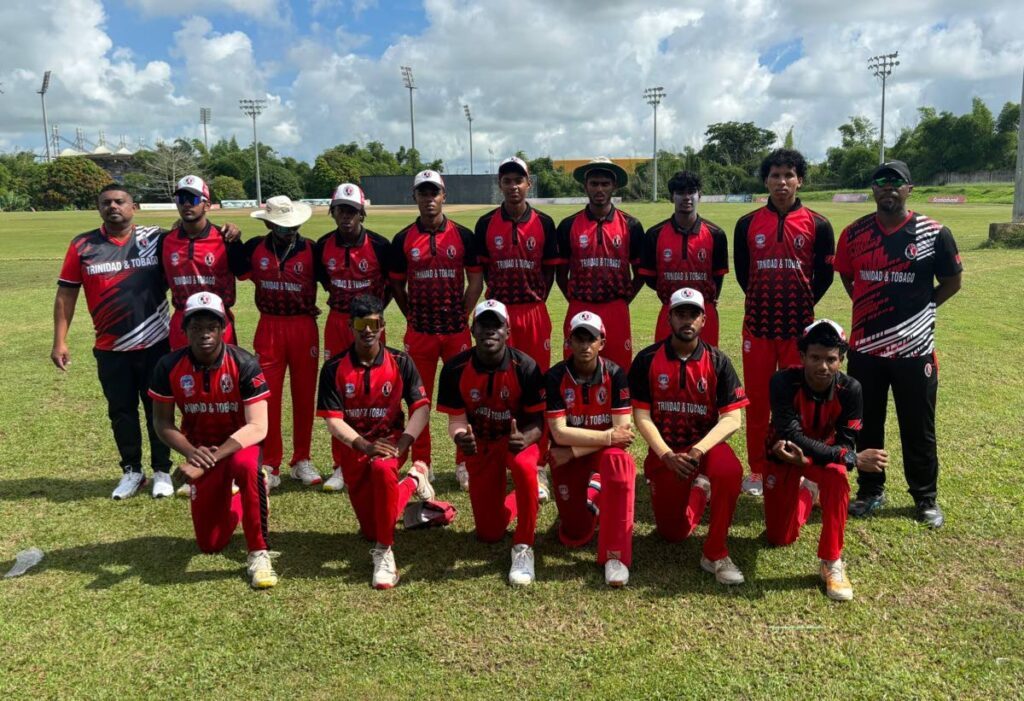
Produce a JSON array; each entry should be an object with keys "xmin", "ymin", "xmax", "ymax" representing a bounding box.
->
[
  {"xmin": 556, "ymin": 206, "xmax": 644, "ymax": 303},
  {"xmin": 768, "ymin": 366, "xmax": 863, "ymax": 469},
  {"xmin": 473, "ymin": 204, "xmax": 559, "ymax": 304},
  {"xmin": 629, "ymin": 339, "xmax": 749, "ymax": 452},
  {"xmin": 733, "ymin": 199, "xmax": 834, "ymax": 339},
  {"xmin": 316, "ymin": 345, "xmax": 429, "ymax": 443},
  {"xmin": 833, "ymin": 212, "xmax": 962, "ymax": 358},
  {"xmin": 545, "ymin": 358, "xmax": 631, "ymax": 439},
  {"xmin": 315, "ymin": 228, "xmax": 391, "ymax": 314},
  {"xmin": 437, "ymin": 347, "xmax": 546, "ymax": 441},
  {"xmin": 58, "ymin": 225, "xmax": 170, "ymax": 351},
  {"xmin": 148, "ymin": 344, "xmax": 270, "ymax": 447},
  {"xmin": 639, "ymin": 216, "xmax": 729, "ymax": 305},
  {"xmin": 233, "ymin": 234, "xmax": 318, "ymax": 316},
  {"xmin": 390, "ymin": 217, "xmax": 481, "ymax": 334},
  {"xmin": 160, "ymin": 223, "xmax": 241, "ymax": 310}
]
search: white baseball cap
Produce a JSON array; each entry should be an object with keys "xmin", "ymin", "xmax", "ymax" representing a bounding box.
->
[
  {"xmin": 498, "ymin": 156, "xmax": 529, "ymax": 177},
  {"xmin": 413, "ymin": 170, "xmax": 445, "ymax": 190},
  {"xmin": 174, "ymin": 175, "xmax": 210, "ymax": 202},
  {"xmin": 183, "ymin": 291, "xmax": 226, "ymax": 323},
  {"xmin": 331, "ymin": 183, "xmax": 366, "ymax": 211},
  {"xmin": 669, "ymin": 287, "xmax": 705, "ymax": 312},
  {"xmin": 802, "ymin": 318, "xmax": 847, "ymax": 341},
  {"xmin": 250, "ymin": 195, "xmax": 312, "ymax": 228},
  {"xmin": 568, "ymin": 310, "xmax": 605, "ymax": 338},
  {"xmin": 473, "ymin": 299, "xmax": 509, "ymax": 324}
]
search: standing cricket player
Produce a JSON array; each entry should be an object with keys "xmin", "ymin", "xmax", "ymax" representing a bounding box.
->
[
  {"xmin": 546, "ymin": 311, "xmax": 637, "ymax": 587},
  {"xmin": 390, "ymin": 170, "xmax": 483, "ymax": 470},
  {"xmin": 316, "ymin": 294, "xmax": 434, "ymax": 589},
  {"xmin": 233, "ymin": 196, "xmax": 321, "ymax": 489},
  {"xmin": 148, "ymin": 292, "xmax": 277, "ymax": 589},
  {"xmin": 316, "ymin": 183, "xmax": 392, "ymax": 492},
  {"xmin": 438, "ymin": 300, "xmax": 546, "ymax": 585},
  {"xmin": 555, "ymin": 157, "xmax": 644, "ymax": 372},
  {"xmin": 53, "ymin": 184, "xmax": 174, "ymax": 499},
  {"xmin": 734, "ymin": 149, "xmax": 835, "ymax": 496},
  {"xmin": 629, "ymin": 288, "xmax": 748, "ymax": 585},
  {"xmin": 833, "ymin": 161, "xmax": 962, "ymax": 528}
]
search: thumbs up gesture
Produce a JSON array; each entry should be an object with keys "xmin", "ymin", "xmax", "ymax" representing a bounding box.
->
[
  {"xmin": 509, "ymin": 418, "xmax": 527, "ymax": 454},
  {"xmin": 454, "ymin": 423, "xmax": 478, "ymax": 456}
]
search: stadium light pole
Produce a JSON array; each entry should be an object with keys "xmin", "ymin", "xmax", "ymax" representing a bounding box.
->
[
  {"xmin": 38, "ymin": 71, "xmax": 52, "ymax": 162},
  {"xmin": 401, "ymin": 66, "xmax": 417, "ymax": 154},
  {"xmin": 464, "ymin": 104, "xmax": 474, "ymax": 175},
  {"xmin": 199, "ymin": 107, "xmax": 211, "ymax": 152},
  {"xmin": 239, "ymin": 98, "xmax": 267, "ymax": 205},
  {"xmin": 1014, "ymin": 65, "xmax": 1024, "ymax": 222},
  {"xmin": 644, "ymin": 86, "xmax": 666, "ymax": 202},
  {"xmin": 868, "ymin": 52, "xmax": 900, "ymax": 164}
]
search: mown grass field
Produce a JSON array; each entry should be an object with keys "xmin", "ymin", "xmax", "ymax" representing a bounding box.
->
[{"xmin": 1, "ymin": 201, "xmax": 1022, "ymax": 699}]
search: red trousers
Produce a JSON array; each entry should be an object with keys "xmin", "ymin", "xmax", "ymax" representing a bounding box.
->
[
  {"xmin": 404, "ymin": 326, "xmax": 471, "ymax": 465},
  {"xmin": 324, "ymin": 310, "xmax": 388, "ymax": 362},
  {"xmin": 563, "ymin": 299, "xmax": 632, "ymax": 372},
  {"xmin": 188, "ymin": 445, "xmax": 268, "ymax": 553},
  {"xmin": 254, "ymin": 314, "xmax": 318, "ymax": 472},
  {"xmin": 336, "ymin": 442, "xmax": 417, "ymax": 547},
  {"xmin": 742, "ymin": 328, "xmax": 800, "ymax": 476},
  {"xmin": 507, "ymin": 301, "xmax": 552, "ymax": 372},
  {"xmin": 763, "ymin": 461, "xmax": 850, "ymax": 561},
  {"xmin": 644, "ymin": 442, "xmax": 742, "ymax": 561},
  {"xmin": 466, "ymin": 440, "xmax": 540, "ymax": 545},
  {"xmin": 656, "ymin": 301, "xmax": 720, "ymax": 347},
  {"xmin": 170, "ymin": 308, "xmax": 236, "ymax": 351},
  {"xmin": 551, "ymin": 447, "xmax": 635, "ymax": 566}
]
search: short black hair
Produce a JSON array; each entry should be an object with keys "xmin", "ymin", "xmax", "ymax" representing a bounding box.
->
[
  {"xmin": 667, "ymin": 170, "xmax": 702, "ymax": 194},
  {"xmin": 798, "ymin": 321, "xmax": 849, "ymax": 356},
  {"xmin": 98, "ymin": 182, "xmax": 131, "ymax": 200},
  {"xmin": 760, "ymin": 148, "xmax": 807, "ymax": 180},
  {"xmin": 350, "ymin": 294, "xmax": 384, "ymax": 318}
]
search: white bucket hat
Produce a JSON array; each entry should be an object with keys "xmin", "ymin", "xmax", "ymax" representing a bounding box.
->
[{"xmin": 250, "ymin": 195, "xmax": 312, "ymax": 228}]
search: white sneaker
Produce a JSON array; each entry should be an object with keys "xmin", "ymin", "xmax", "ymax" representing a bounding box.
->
[
  {"xmin": 455, "ymin": 461, "xmax": 470, "ymax": 491},
  {"xmin": 692, "ymin": 474, "xmax": 711, "ymax": 501},
  {"xmin": 151, "ymin": 471, "xmax": 173, "ymax": 499},
  {"xmin": 537, "ymin": 469, "xmax": 550, "ymax": 503},
  {"xmin": 701, "ymin": 555, "xmax": 745, "ymax": 585},
  {"xmin": 802, "ymin": 477, "xmax": 820, "ymax": 507},
  {"xmin": 322, "ymin": 467, "xmax": 346, "ymax": 493},
  {"xmin": 408, "ymin": 460, "xmax": 435, "ymax": 500},
  {"xmin": 246, "ymin": 549, "xmax": 279, "ymax": 589},
  {"xmin": 231, "ymin": 481, "xmax": 239, "ymax": 495},
  {"xmin": 604, "ymin": 558, "xmax": 629, "ymax": 587},
  {"xmin": 741, "ymin": 473, "xmax": 763, "ymax": 497},
  {"xmin": 371, "ymin": 546, "xmax": 399, "ymax": 589},
  {"xmin": 176, "ymin": 483, "xmax": 192, "ymax": 497},
  {"xmin": 509, "ymin": 544, "xmax": 535, "ymax": 586},
  {"xmin": 112, "ymin": 472, "xmax": 145, "ymax": 500},
  {"xmin": 290, "ymin": 460, "xmax": 323, "ymax": 486},
  {"xmin": 264, "ymin": 467, "xmax": 282, "ymax": 491}
]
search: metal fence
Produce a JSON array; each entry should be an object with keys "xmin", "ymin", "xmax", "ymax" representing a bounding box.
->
[
  {"xmin": 934, "ymin": 170, "xmax": 1014, "ymax": 185},
  {"xmin": 361, "ymin": 174, "xmax": 537, "ymax": 205}
]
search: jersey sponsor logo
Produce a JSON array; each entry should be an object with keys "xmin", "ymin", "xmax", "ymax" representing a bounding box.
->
[
  {"xmin": 410, "ymin": 247, "xmax": 421, "ymax": 262},
  {"xmin": 579, "ymin": 234, "xmax": 590, "ymax": 248},
  {"xmin": 446, "ymin": 245, "xmax": 457, "ymax": 259},
  {"xmin": 794, "ymin": 235, "xmax": 806, "ymax": 249},
  {"xmin": 596, "ymin": 386, "xmax": 607, "ymax": 405},
  {"xmin": 358, "ymin": 259, "xmax": 369, "ymax": 272},
  {"xmin": 494, "ymin": 235, "xmax": 504, "ymax": 250},
  {"xmin": 500, "ymin": 386, "xmax": 511, "ymax": 400},
  {"xmin": 924, "ymin": 362, "xmax": 933, "ymax": 378},
  {"xmin": 171, "ymin": 251, "xmax": 181, "ymax": 266},
  {"xmin": 526, "ymin": 237, "xmax": 537, "ymax": 251},
  {"xmin": 696, "ymin": 377, "xmax": 707, "ymax": 394},
  {"xmin": 345, "ymin": 382, "xmax": 356, "ymax": 398},
  {"xmin": 204, "ymin": 252, "xmax": 215, "ymax": 267},
  {"xmin": 697, "ymin": 248, "xmax": 708, "ymax": 262},
  {"xmin": 259, "ymin": 257, "xmax": 270, "ymax": 270},
  {"xmin": 611, "ymin": 235, "xmax": 622, "ymax": 248},
  {"xmin": 251, "ymin": 373, "xmax": 266, "ymax": 388},
  {"xmin": 657, "ymin": 373, "xmax": 670, "ymax": 390},
  {"xmin": 180, "ymin": 374, "xmax": 195, "ymax": 397},
  {"xmin": 563, "ymin": 388, "xmax": 576, "ymax": 408},
  {"xmin": 662, "ymin": 248, "xmax": 672, "ymax": 261},
  {"xmin": 382, "ymin": 381, "xmax": 393, "ymax": 397},
  {"xmin": 470, "ymin": 388, "xmax": 482, "ymax": 401},
  {"xmin": 754, "ymin": 234, "xmax": 766, "ymax": 249},
  {"xmin": 220, "ymin": 374, "xmax": 234, "ymax": 394},
  {"xmin": 905, "ymin": 243, "xmax": 918, "ymax": 260},
  {"xmin": 327, "ymin": 257, "xmax": 337, "ymax": 271}
]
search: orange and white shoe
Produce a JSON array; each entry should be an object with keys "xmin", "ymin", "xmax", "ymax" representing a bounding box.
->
[{"xmin": 821, "ymin": 558, "xmax": 853, "ymax": 601}]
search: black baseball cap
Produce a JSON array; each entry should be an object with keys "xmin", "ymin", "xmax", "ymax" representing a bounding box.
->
[{"xmin": 871, "ymin": 160, "xmax": 912, "ymax": 184}]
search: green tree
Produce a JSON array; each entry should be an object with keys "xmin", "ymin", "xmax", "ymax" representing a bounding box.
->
[
  {"xmin": 35, "ymin": 157, "xmax": 113, "ymax": 209},
  {"xmin": 783, "ymin": 127, "xmax": 795, "ymax": 149},
  {"xmin": 209, "ymin": 175, "xmax": 246, "ymax": 203},
  {"xmin": 247, "ymin": 164, "xmax": 303, "ymax": 200},
  {"xmin": 524, "ymin": 156, "xmax": 579, "ymax": 197},
  {"xmin": 700, "ymin": 122, "xmax": 777, "ymax": 167}
]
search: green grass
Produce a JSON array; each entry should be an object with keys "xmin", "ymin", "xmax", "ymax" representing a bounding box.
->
[
  {"xmin": 800, "ymin": 183, "xmax": 1017, "ymax": 205},
  {"xmin": 1, "ymin": 202, "xmax": 1022, "ymax": 699}
]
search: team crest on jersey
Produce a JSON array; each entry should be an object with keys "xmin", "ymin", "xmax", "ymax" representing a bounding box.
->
[
  {"xmin": 327, "ymin": 257, "xmax": 337, "ymax": 271},
  {"xmin": 696, "ymin": 377, "xmax": 707, "ymax": 394},
  {"xmin": 624, "ymin": 339, "xmax": 632, "ymax": 351},
  {"xmin": 924, "ymin": 362, "xmax": 933, "ymax": 378},
  {"xmin": 494, "ymin": 236, "xmax": 504, "ymax": 250},
  {"xmin": 470, "ymin": 388, "xmax": 482, "ymax": 402},
  {"xmin": 526, "ymin": 237, "xmax": 537, "ymax": 251},
  {"xmin": 180, "ymin": 374, "xmax": 195, "ymax": 397},
  {"xmin": 446, "ymin": 245, "xmax": 457, "ymax": 259},
  {"xmin": 294, "ymin": 262, "xmax": 304, "ymax": 274},
  {"xmin": 204, "ymin": 252, "xmax": 215, "ymax": 267},
  {"xmin": 500, "ymin": 386, "xmax": 510, "ymax": 400},
  {"xmin": 611, "ymin": 235, "xmax": 622, "ymax": 248},
  {"xmin": 170, "ymin": 252, "xmax": 180, "ymax": 266},
  {"xmin": 309, "ymin": 346, "xmax": 318, "ymax": 358},
  {"xmin": 410, "ymin": 247, "xmax": 421, "ymax": 262},
  {"xmin": 259, "ymin": 257, "xmax": 269, "ymax": 271},
  {"xmin": 697, "ymin": 248, "xmax": 708, "ymax": 262},
  {"xmin": 564, "ymin": 388, "xmax": 576, "ymax": 407},
  {"xmin": 382, "ymin": 381, "xmax": 393, "ymax": 397},
  {"xmin": 657, "ymin": 373, "xmax": 670, "ymax": 390},
  {"xmin": 219, "ymin": 375, "xmax": 234, "ymax": 394},
  {"xmin": 754, "ymin": 234, "xmax": 766, "ymax": 249},
  {"xmin": 460, "ymin": 343, "xmax": 469, "ymax": 352},
  {"xmin": 596, "ymin": 387, "xmax": 607, "ymax": 405},
  {"xmin": 579, "ymin": 234, "xmax": 590, "ymax": 248},
  {"xmin": 905, "ymin": 243, "xmax": 918, "ymax": 260},
  {"xmin": 558, "ymin": 484, "xmax": 570, "ymax": 501},
  {"xmin": 543, "ymin": 339, "xmax": 551, "ymax": 350},
  {"xmin": 358, "ymin": 259, "xmax": 369, "ymax": 272},
  {"xmin": 662, "ymin": 248, "xmax": 672, "ymax": 261},
  {"xmin": 743, "ymin": 339, "xmax": 752, "ymax": 353},
  {"xmin": 765, "ymin": 474, "xmax": 776, "ymax": 490},
  {"xmin": 794, "ymin": 235, "xmax": 806, "ymax": 249},
  {"xmin": 345, "ymin": 382, "xmax": 356, "ymax": 398}
]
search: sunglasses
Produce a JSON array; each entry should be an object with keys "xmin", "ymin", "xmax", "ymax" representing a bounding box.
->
[
  {"xmin": 175, "ymin": 193, "xmax": 204, "ymax": 206},
  {"xmin": 871, "ymin": 176, "xmax": 907, "ymax": 188},
  {"xmin": 353, "ymin": 317, "xmax": 383, "ymax": 332}
]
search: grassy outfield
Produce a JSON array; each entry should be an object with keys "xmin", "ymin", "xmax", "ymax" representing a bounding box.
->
[{"xmin": 0, "ymin": 201, "xmax": 1022, "ymax": 699}]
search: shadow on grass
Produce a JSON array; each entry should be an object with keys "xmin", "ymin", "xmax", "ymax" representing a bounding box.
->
[{"xmin": 0, "ymin": 477, "xmax": 115, "ymax": 503}]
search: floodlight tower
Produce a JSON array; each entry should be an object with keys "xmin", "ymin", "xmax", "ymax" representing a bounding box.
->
[
  {"xmin": 463, "ymin": 104, "xmax": 474, "ymax": 175},
  {"xmin": 401, "ymin": 66, "xmax": 417, "ymax": 153},
  {"xmin": 643, "ymin": 86, "xmax": 666, "ymax": 201},
  {"xmin": 199, "ymin": 107, "xmax": 211, "ymax": 151},
  {"xmin": 38, "ymin": 71, "xmax": 52, "ymax": 162},
  {"xmin": 868, "ymin": 52, "xmax": 900, "ymax": 164},
  {"xmin": 239, "ymin": 98, "xmax": 267, "ymax": 204},
  {"xmin": 1014, "ymin": 66, "xmax": 1024, "ymax": 223}
]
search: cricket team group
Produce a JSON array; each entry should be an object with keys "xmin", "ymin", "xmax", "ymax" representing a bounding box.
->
[{"xmin": 51, "ymin": 148, "xmax": 963, "ymax": 599}]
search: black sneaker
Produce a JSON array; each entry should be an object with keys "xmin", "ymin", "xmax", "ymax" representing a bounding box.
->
[
  {"xmin": 848, "ymin": 493, "xmax": 886, "ymax": 518},
  {"xmin": 915, "ymin": 500, "xmax": 944, "ymax": 529}
]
